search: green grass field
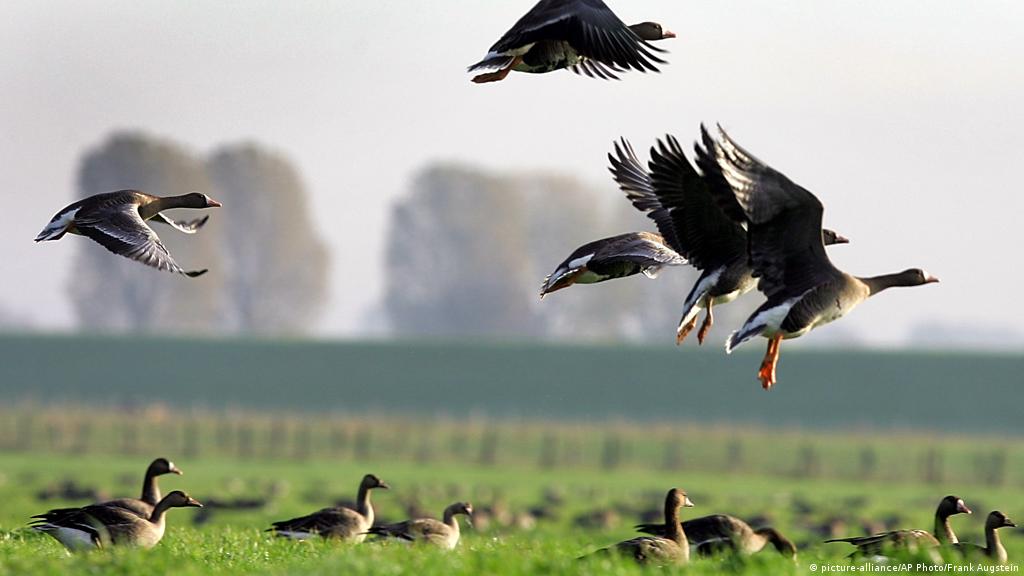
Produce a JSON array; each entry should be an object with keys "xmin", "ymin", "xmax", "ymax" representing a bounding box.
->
[{"xmin": 1, "ymin": 440, "xmax": 1021, "ymax": 574}]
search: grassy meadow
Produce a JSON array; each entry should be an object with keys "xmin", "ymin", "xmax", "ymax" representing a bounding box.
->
[{"xmin": 0, "ymin": 335, "xmax": 1021, "ymax": 574}]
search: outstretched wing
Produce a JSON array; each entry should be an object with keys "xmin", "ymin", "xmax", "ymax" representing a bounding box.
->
[
  {"xmin": 472, "ymin": 0, "xmax": 666, "ymax": 74},
  {"xmin": 75, "ymin": 204, "xmax": 206, "ymax": 277},
  {"xmin": 704, "ymin": 125, "xmax": 842, "ymax": 298},
  {"xmin": 150, "ymin": 213, "xmax": 209, "ymax": 234}
]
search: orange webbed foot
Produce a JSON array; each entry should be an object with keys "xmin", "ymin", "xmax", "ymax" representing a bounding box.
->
[{"xmin": 676, "ymin": 316, "xmax": 698, "ymax": 345}]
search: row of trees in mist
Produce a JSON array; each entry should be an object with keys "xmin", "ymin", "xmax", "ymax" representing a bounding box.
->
[
  {"xmin": 383, "ymin": 165, "xmax": 748, "ymax": 342},
  {"xmin": 70, "ymin": 132, "xmax": 328, "ymax": 335}
]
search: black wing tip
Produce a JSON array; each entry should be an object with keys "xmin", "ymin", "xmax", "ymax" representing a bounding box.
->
[{"xmin": 185, "ymin": 269, "xmax": 208, "ymax": 278}]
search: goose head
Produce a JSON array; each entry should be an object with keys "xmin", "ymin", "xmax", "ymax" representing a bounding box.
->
[
  {"xmin": 361, "ymin": 474, "xmax": 390, "ymax": 490},
  {"xmin": 987, "ymin": 511, "xmax": 1016, "ymax": 529},
  {"xmin": 150, "ymin": 458, "xmax": 183, "ymax": 476},
  {"xmin": 939, "ymin": 495, "xmax": 972, "ymax": 517},
  {"xmin": 903, "ymin": 268, "xmax": 940, "ymax": 286},
  {"xmin": 162, "ymin": 490, "xmax": 204, "ymax": 509},
  {"xmin": 822, "ymin": 229, "xmax": 849, "ymax": 245},
  {"xmin": 182, "ymin": 192, "xmax": 223, "ymax": 208},
  {"xmin": 668, "ymin": 488, "xmax": 695, "ymax": 509},
  {"xmin": 628, "ymin": 22, "xmax": 676, "ymax": 41}
]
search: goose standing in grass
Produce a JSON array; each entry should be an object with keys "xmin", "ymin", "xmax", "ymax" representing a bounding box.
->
[
  {"xmin": 609, "ymin": 136, "xmax": 849, "ymax": 345},
  {"xmin": 954, "ymin": 511, "xmax": 1015, "ymax": 564},
  {"xmin": 366, "ymin": 502, "xmax": 474, "ymax": 550},
  {"xmin": 268, "ymin": 474, "xmax": 389, "ymax": 541},
  {"xmin": 36, "ymin": 190, "xmax": 221, "ymax": 277},
  {"xmin": 699, "ymin": 125, "xmax": 939, "ymax": 389},
  {"xmin": 635, "ymin": 513, "xmax": 797, "ymax": 560},
  {"xmin": 826, "ymin": 495, "xmax": 971, "ymax": 556},
  {"xmin": 30, "ymin": 490, "xmax": 202, "ymax": 551},
  {"xmin": 584, "ymin": 488, "xmax": 694, "ymax": 565},
  {"xmin": 469, "ymin": 0, "xmax": 674, "ymax": 83},
  {"xmin": 540, "ymin": 231, "xmax": 685, "ymax": 298},
  {"xmin": 30, "ymin": 458, "xmax": 184, "ymax": 522}
]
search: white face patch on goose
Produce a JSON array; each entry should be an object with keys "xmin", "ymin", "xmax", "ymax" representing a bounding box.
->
[{"xmin": 35, "ymin": 208, "xmax": 80, "ymax": 241}]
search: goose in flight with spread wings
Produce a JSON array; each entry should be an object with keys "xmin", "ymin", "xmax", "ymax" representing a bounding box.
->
[
  {"xmin": 469, "ymin": 0, "xmax": 674, "ymax": 83},
  {"xmin": 700, "ymin": 125, "xmax": 938, "ymax": 389},
  {"xmin": 36, "ymin": 190, "xmax": 221, "ymax": 277}
]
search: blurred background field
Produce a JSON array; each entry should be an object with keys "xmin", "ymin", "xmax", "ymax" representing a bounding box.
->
[{"xmin": 1, "ymin": 335, "xmax": 1022, "ymax": 573}]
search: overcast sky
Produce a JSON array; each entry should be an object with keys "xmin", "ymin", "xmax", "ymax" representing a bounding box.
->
[{"xmin": 2, "ymin": 1, "xmax": 1022, "ymax": 347}]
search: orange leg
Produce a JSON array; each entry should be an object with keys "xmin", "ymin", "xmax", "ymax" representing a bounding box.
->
[
  {"xmin": 676, "ymin": 315, "xmax": 698, "ymax": 345},
  {"xmin": 472, "ymin": 56, "xmax": 523, "ymax": 84},
  {"xmin": 757, "ymin": 335, "xmax": 783, "ymax": 390},
  {"xmin": 696, "ymin": 299, "xmax": 714, "ymax": 345}
]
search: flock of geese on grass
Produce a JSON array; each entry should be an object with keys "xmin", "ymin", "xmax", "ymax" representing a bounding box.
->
[
  {"xmin": 36, "ymin": 0, "xmax": 939, "ymax": 392},
  {"xmin": 27, "ymin": 459, "xmax": 1017, "ymax": 567}
]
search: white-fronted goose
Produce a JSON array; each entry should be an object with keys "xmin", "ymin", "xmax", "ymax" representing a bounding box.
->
[
  {"xmin": 268, "ymin": 474, "xmax": 389, "ymax": 541},
  {"xmin": 469, "ymin": 0, "xmax": 674, "ymax": 83},
  {"xmin": 36, "ymin": 190, "xmax": 221, "ymax": 277},
  {"xmin": 540, "ymin": 231, "xmax": 685, "ymax": 297},
  {"xmin": 954, "ymin": 511, "xmax": 1015, "ymax": 564},
  {"xmin": 636, "ymin": 514, "xmax": 797, "ymax": 560},
  {"xmin": 584, "ymin": 488, "xmax": 694, "ymax": 565},
  {"xmin": 611, "ymin": 136, "xmax": 849, "ymax": 345},
  {"xmin": 367, "ymin": 501, "xmax": 473, "ymax": 550},
  {"xmin": 826, "ymin": 495, "xmax": 971, "ymax": 555},
  {"xmin": 700, "ymin": 125, "xmax": 939, "ymax": 389},
  {"xmin": 99, "ymin": 458, "xmax": 183, "ymax": 518},
  {"xmin": 30, "ymin": 490, "xmax": 202, "ymax": 551}
]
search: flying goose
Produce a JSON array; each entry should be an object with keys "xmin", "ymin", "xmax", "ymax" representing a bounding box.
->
[
  {"xmin": 36, "ymin": 190, "xmax": 221, "ymax": 277},
  {"xmin": 700, "ymin": 125, "xmax": 939, "ymax": 389},
  {"xmin": 610, "ymin": 136, "xmax": 849, "ymax": 345},
  {"xmin": 954, "ymin": 511, "xmax": 1015, "ymax": 564},
  {"xmin": 268, "ymin": 474, "xmax": 389, "ymax": 541},
  {"xmin": 636, "ymin": 514, "xmax": 797, "ymax": 560},
  {"xmin": 469, "ymin": 0, "xmax": 674, "ymax": 83},
  {"xmin": 30, "ymin": 490, "xmax": 202, "ymax": 551},
  {"xmin": 584, "ymin": 488, "xmax": 694, "ymax": 565},
  {"xmin": 366, "ymin": 501, "xmax": 474, "ymax": 550},
  {"xmin": 540, "ymin": 231, "xmax": 685, "ymax": 297},
  {"xmin": 826, "ymin": 495, "xmax": 971, "ymax": 556}
]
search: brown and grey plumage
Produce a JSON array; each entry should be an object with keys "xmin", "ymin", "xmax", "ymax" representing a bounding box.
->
[
  {"xmin": 636, "ymin": 514, "xmax": 797, "ymax": 560},
  {"xmin": 469, "ymin": 0, "xmax": 674, "ymax": 83},
  {"xmin": 268, "ymin": 474, "xmax": 389, "ymax": 541},
  {"xmin": 30, "ymin": 490, "xmax": 202, "ymax": 551},
  {"xmin": 700, "ymin": 125, "xmax": 939, "ymax": 389},
  {"xmin": 954, "ymin": 511, "xmax": 1015, "ymax": 565},
  {"xmin": 36, "ymin": 190, "xmax": 221, "ymax": 277},
  {"xmin": 29, "ymin": 458, "xmax": 184, "ymax": 522},
  {"xmin": 583, "ymin": 488, "xmax": 694, "ymax": 566},
  {"xmin": 610, "ymin": 136, "xmax": 849, "ymax": 345},
  {"xmin": 826, "ymin": 496, "xmax": 971, "ymax": 556},
  {"xmin": 367, "ymin": 501, "xmax": 473, "ymax": 550},
  {"xmin": 540, "ymin": 231, "xmax": 685, "ymax": 297}
]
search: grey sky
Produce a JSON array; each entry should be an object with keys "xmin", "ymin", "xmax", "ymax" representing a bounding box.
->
[{"xmin": 2, "ymin": 1, "xmax": 1022, "ymax": 346}]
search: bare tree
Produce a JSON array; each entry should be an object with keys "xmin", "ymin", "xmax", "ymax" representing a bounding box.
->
[
  {"xmin": 384, "ymin": 165, "xmax": 537, "ymax": 337},
  {"xmin": 69, "ymin": 132, "xmax": 224, "ymax": 333},
  {"xmin": 207, "ymin": 143, "xmax": 329, "ymax": 334}
]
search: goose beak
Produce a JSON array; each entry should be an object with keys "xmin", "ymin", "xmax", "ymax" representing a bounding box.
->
[
  {"xmin": 833, "ymin": 233, "xmax": 850, "ymax": 244},
  {"xmin": 1006, "ymin": 519, "xmax": 1016, "ymax": 528},
  {"xmin": 683, "ymin": 496, "xmax": 695, "ymax": 508},
  {"xmin": 662, "ymin": 30, "xmax": 677, "ymax": 39},
  {"xmin": 170, "ymin": 466, "xmax": 183, "ymax": 476},
  {"xmin": 540, "ymin": 268, "xmax": 581, "ymax": 298},
  {"xmin": 207, "ymin": 199, "xmax": 223, "ymax": 208},
  {"xmin": 186, "ymin": 497, "xmax": 204, "ymax": 508},
  {"xmin": 957, "ymin": 500, "xmax": 972, "ymax": 515},
  {"xmin": 925, "ymin": 275, "xmax": 940, "ymax": 284},
  {"xmin": 377, "ymin": 482, "xmax": 390, "ymax": 490}
]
